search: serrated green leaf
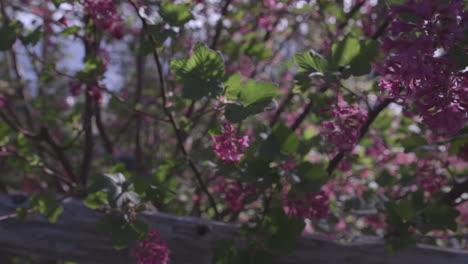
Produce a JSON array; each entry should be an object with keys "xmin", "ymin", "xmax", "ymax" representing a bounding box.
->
[
  {"xmin": 331, "ymin": 36, "xmax": 361, "ymax": 67},
  {"xmin": 295, "ymin": 50, "xmax": 329, "ymax": 73},
  {"xmin": 84, "ymin": 191, "xmax": 108, "ymax": 209},
  {"xmin": 264, "ymin": 207, "xmax": 305, "ymax": 253},
  {"xmin": 225, "ymin": 99, "xmax": 277, "ymax": 123},
  {"xmin": 263, "ymin": 123, "xmax": 299, "ymax": 156},
  {"xmin": 171, "ymin": 43, "xmax": 225, "ymax": 99},
  {"xmin": 159, "ymin": 1, "xmax": 194, "ymax": 27},
  {"xmin": 293, "ymin": 162, "xmax": 328, "ymax": 193},
  {"xmin": 30, "ymin": 191, "xmax": 63, "ymax": 223},
  {"xmin": 239, "ymin": 80, "xmax": 278, "ymax": 107},
  {"xmin": 224, "ymin": 72, "xmax": 243, "ymax": 100}
]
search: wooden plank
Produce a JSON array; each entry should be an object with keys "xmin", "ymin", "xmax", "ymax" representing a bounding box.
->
[{"xmin": 0, "ymin": 194, "xmax": 467, "ymax": 264}]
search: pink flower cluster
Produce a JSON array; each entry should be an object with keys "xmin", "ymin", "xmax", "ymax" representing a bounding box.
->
[
  {"xmin": 215, "ymin": 178, "xmax": 257, "ymax": 211},
  {"xmin": 321, "ymin": 98, "xmax": 367, "ymax": 152},
  {"xmin": 132, "ymin": 230, "xmax": 170, "ymax": 264},
  {"xmin": 0, "ymin": 94, "xmax": 6, "ymax": 109},
  {"xmin": 283, "ymin": 191, "xmax": 329, "ymax": 219},
  {"xmin": 379, "ymin": 0, "xmax": 468, "ymax": 137},
  {"xmin": 417, "ymin": 159, "xmax": 446, "ymax": 193},
  {"xmin": 83, "ymin": 0, "xmax": 124, "ymax": 39},
  {"xmin": 212, "ymin": 122, "xmax": 249, "ymax": 163},
  {"xmin": 67, "ymin": 81, "xmax": 103, "ymax": 103}
]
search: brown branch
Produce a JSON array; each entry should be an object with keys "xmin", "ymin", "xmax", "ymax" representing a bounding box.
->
[
  {"xmin": 95, "ymin": 104, "xmax": 113, "ymax": 155},
  {"xmin": 152, "ymin": 48, "xmax": 220, "ymax": 218},
  {"xmin": 39, "ymin": 127, "xmax": 78, "ymax": 184},
  {"xmin": 129, "ymin": 0, "xmax": 220, "ymax": 218},
  {"xmin": 134, "ymin": 33, "xmax": 146, "ymax": 170},
  {"xmin": 210, "ymin": 0, "xmax": 233, "ymax": 50},
  {"xmin": 337, "ymin": 0, "xmax": 367, "ymax": 31}
]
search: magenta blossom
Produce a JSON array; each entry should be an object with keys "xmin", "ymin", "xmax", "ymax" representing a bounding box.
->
[
  {"xmin": 283, "ymin": 190, "xmax": 329, "ymax": 220},
  {"xmin": 417, "ymin": 159, "xmax": 446, "ymax": 193},
  {"xmin": 215, "ymin": 178, "xmax": 257, "ymax": 211},
  {"xmin": 379, "ymin": 0, "xmax": 468, "ymax": 137},
  {"xmin": 132, "ymin": 230, "xmax": 170, "ymax": 264},
  {"xmin": 321, "ymin": 97, "xmax": 367, "ymax": 152},
  {"xmin": 0, "ymin": 94, "xmax": 6, "ymax": 109},
  {"xmin": 212, "ymin": 122, "xmax": 249, "ymax": 163},
  {"xmin": 83, "ymin": 0, "xmax": 125, "ymax": 39}
]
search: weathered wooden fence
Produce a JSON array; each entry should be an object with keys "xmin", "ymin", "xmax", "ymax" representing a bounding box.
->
[{"xmin": 0, "ymin": 194, "xmax": 467, "ymax": 264}]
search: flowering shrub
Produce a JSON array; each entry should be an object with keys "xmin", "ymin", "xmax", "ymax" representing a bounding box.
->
[
  {"xmin": 132, "ymin": 230, "xmax": 170, "ymax": 264},
  {"xmin": 0, "ymin": 0, "xmax": 467, "ymax": 262}
]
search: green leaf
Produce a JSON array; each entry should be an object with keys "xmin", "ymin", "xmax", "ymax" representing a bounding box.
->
[
  {"xmin": 245, "ymin": 41, "xmax": 272, "ymax": 60},
  {"xmin": 385, "ymin": 229, "xmax": 416, "ymax": 255},
  {"xmin": 98, "ymin": 214, "xmax": 148, "ymax": 250},
  {"xmin": 239, "ymin": 80, "xmax": 278, "ymax": 107},
  {"xmin": 16, "ymin": 207, "xmax": 28, "ymax": 220},
  {"xmin": 262, "ymin": 123, "xmax": 299, "ymax": 156},
  {"xmin": 30, "ymin": 191, "xmax": 63, "ymax": 223},
  {"xmin": 0, "ymin": 24, "xmax": 18, "ymax": 51},
  {"xmin": 84, "ymin": 191, "xmax": 108, "ymax": 209},
  {"xmin": 348, "ymin": 39, "xmax": 380, "ymax": 76},
  {"xmin": 212, "ymin": 240, "xmax": 241, "ymax": 264},
  {"xmin": 159, "ymin": 1, "xmax": 194, "ymax": 27},
  {"xmin": 295, "ymin": 50, "xmax": 329, "ymax": 73},
  {"xmin": 61, "ymin": 26, "xmax": 80, "ymax": 37},
  {"xmin": 400, "ymin": 133, "xmax": 427, "ymax": 152},
  {"xmin": 331, "ymin": 36, "xmax": 361, "ymax": 68},
  {"xmin": 90, "ymin": 173, "xmax": 141, "ymax": 208},
  {"xmin": 418, "ymin": 203, "xmax": 460, "ymax": 233},
  {"xmin": 171, "ymin": 43, "xmax": 225, "ymax": 99},
  {"xmin": 395, "ymin": 198, "xmax": 417, "ymax": 220},
  {"xmin": 223, "ymin": 77, "xmax": 278, "ymax": 122},
  {"xmin": 20, "ymin": 26, "xmax": 42, "ymax": 46},
  {"xmin": 146, "ymin": 24, "xmax": 176, "ymax": 48},
  {"xmin": 224, "ymin": 72, "xmax": 243, "ymax": 100},
  {"xmin": 293, "ymin": 162, "xmax": 328, "ymax": 193},
  {"xmin": 264, "ymin": 207, "xmax": 305, "ymax": 253},
  {"xmin": 225, "ymin": 99, "xmax": 277, "ymax": 123}
]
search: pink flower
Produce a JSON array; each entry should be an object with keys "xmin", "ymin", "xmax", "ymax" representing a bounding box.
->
[
  {"xmin": 212, "ymin": 122, "xmax": 249, "ymax": 163},
  {"xmin": 83, "ymin": 0, "xmax": 125, "ymax": 39},
  {"xmin": 215, "ymin": 178, "xmax": 257, "ymax": 211},
  {"xmin": 417, "ymin": 159, "xmax": 446, "ymax": 193},
  {"xmin": 321, "ymin": 97, "xmax": 367, "ymax": 152},
  {"xmin": 280, "ymin": 160, "xmax": 296, "ymax": 171},
  {"xmin": 263, "ymin": 0, "xmax": 276, "ymax": 9},
  {"xmin": 58, "ymin": 17, "xmax": 68, "ymax": 26},
  {"xmin": 68, "ymin": 80, "xmax": 82, "ymax": 96},
  {"xmin": 283, "ymin": 190, "xmax": 329, "ymax": 219},
  {"xmin": 459, "ymin": 144, "xmax": 468, "ymax": 162},
  {"xmin": 379, "ymin": 0, "xmax": 468, "ymax": 137},
  {"xmin": 132, "ymin": 230, "xmax": 170, "ymax": 264},
  {"xmin": 0, "ymin": 94, "xmax": 6, "ymax": 109},
  {"xmin": 365, "ymin": 214, "xmax": 387, "ymax": 230},
  {"xmin": 258, "ymin": 15, "xmax": 275, "ymax": 31}
]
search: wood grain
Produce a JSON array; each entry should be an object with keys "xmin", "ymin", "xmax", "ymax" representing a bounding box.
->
[{"xmin": 0, "ymin": 195, "xmax": 467, "ymax": 264}]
